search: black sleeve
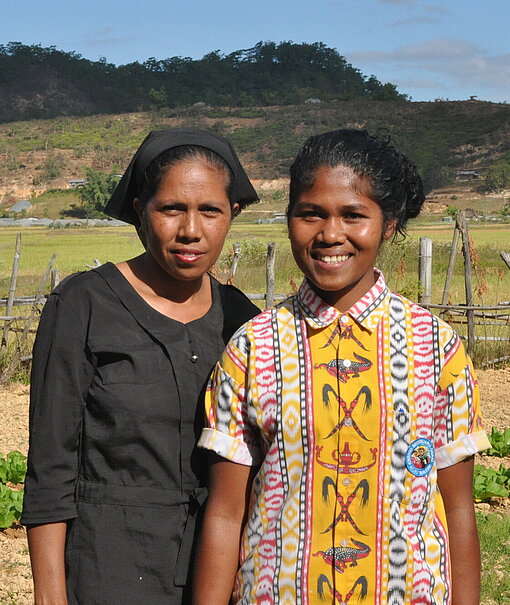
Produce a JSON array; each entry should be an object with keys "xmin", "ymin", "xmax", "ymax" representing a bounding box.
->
[{"xmin": 21, "ymin": 276, "xmax": 95, "ymax": 525}]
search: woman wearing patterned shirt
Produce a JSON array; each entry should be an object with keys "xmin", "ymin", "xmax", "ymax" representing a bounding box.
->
[{"xmin": 194, "ymin": 129, "xmax": 490, "ymax": 605}]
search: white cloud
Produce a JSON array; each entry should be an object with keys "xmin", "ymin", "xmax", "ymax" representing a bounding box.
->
[
  {"xmin": 351, "ymin": 39, "xmax": 478, "ymax": 63},
  {"xmin": 348, "ymin": 39, "xmax": 510, "ymax": 99},
  {"xmin": 391, "ymin": 16, "xmax": 439, "ymax": 26},
  {"xmin": 83, "ymin": 27, "xmax": 133, "ymax": 49},
  {"xmin": 392, "ymin": 77, "xmax": 447, "ymax": 90},
  {"xmin": 424, "ymin": 5, "xmax": 451, "ymax": 16}
]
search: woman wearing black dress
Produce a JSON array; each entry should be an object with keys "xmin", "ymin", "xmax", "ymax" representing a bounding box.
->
[{"xmin": 21, "ymin": 129, "xmax": 260, "ymax": 605}]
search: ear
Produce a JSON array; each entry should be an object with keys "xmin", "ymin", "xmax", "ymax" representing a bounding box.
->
[
  {"xmin": 383, "ymin": 219, "xmax": 397, "ymax": 241},
  {"xmin": 133, "ymin": 197, "xmax": 145, "ymax": 229},
  {"xmin": 231, "ymin": 202, "xmax": 240, "ymax": 219}
]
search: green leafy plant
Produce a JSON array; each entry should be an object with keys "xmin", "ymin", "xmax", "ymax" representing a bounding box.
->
[
  {"xmin": 0, "ymin": 483, "xmax": 24, "ymax": 529},
  {"xmin": 0, "ymin": 451, "xmax": 27, "ymax": 484},
  {"xmin": 472, "ymin": 464, "xmax": 510, "ymax": 502},
  {"xmin": 0, "ymin": 451, "xmax": 27, "ymax": 529},
  {"xmin": 485, "ymin": 427, "xmax": 510, "ymax": 458}
]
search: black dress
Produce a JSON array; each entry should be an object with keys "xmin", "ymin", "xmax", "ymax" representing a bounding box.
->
[{"xmin": 21, "ymin": 262, "xmax": 259, "ymax": 605}]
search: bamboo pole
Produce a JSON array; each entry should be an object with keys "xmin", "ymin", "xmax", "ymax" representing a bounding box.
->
[
  {"xmin": 21, "ymin": 254, "xmax": 56, "ymax": 340},
  {"xmin": 227, "ymin": 243, "xmax": 242, "ymax": 285},
  {"xmin": 50, "ymin": 269, "xmax": 61, "ymax": 291},
  {"xmin": 457, "ymin": 211, "xmax": 475, "ymax": 357},
  {"xmin": 1, "ymin": 233, "xmax": 21, "ymax": 351},
  {"xmin": 424, "ymin": 303, "xmax": 510, "ymax": 311},
  {"xmin": 265, "ymin": 242, "xmax": 276, "ymax": 309},
  {"xmin": 501, "ymin": 251, "xmax": 510, "ymax": 271},
  {"xmin": 481, "ymin": 355, "xmax": 510, "ymax": 368},
  {"xmin": 441, "ymin": 225, "xmax": 461, "ymax": 312},
  {"xmin": 418, "ymin": 237, "xmax": 432, "ymax": 305}
]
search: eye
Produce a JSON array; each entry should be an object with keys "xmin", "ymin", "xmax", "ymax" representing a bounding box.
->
[
  {"xmin": 160, "ymin": 204, "xmax": 181, "ymax": 214},
  {"xmin": 200, "ymin": 205, "xmax": 224, "ymax": 217},
  {"xmin": 344, "ymin": 212, "xmax": 365, "ymax": 221},
  {"xmin": 295, "ymin": 209, "xmax": 322, "ymax": 221}
]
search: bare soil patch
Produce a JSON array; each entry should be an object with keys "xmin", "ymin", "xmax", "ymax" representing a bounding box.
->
[{"xmin": 0, "ymin": 369, "xmax": 509, "ymax": 603}]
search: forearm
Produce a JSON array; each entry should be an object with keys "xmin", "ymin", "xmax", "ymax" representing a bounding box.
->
[
  {"xmin": 27, "ymin": 522, "xmax": 69, "ymax": 605},
  {"xmin": 438, "ymin": 457, "xmax": 480, "ymax": 605},
  {"xmin": 193, "ymin": 456, "xmax": 253, "ymax": 605},
  {"xmin": 193, "ymin": 512, "xmax": 243, "ymax": 605},
  {"xmin": 447, "ymin": 506, "xmax": 481, "ymax": 605}
]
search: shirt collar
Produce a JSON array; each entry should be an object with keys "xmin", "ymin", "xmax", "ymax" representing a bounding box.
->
[{"xmin": 296, "ymin": 269, "xmax": 390, "ymax": 333}]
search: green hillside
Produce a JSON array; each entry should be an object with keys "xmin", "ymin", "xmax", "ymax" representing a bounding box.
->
[{"xmin": 1, "ymin": 100, "xmax": 509, "ymax": 202}]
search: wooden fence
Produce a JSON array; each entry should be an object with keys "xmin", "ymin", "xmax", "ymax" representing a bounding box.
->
[
  {"xmin": 416, "ymin": 210, "xmax": 510, "ymax": 365},
  {"xmin": 1, "ymin": 210, "xmax": 509, "ymax": 377}
]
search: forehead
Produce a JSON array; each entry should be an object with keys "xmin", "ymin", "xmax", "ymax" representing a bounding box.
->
[
  {"xmin": 158, "ymin": 158, "xmax": 229, "ymax": 188},
  {"xmin": 298, "ymin": 165, "xmax": 374, "ymax": 201},
  {"xmin": 147, "ymin": 159, "xmax": 231, "ymax": 206}
]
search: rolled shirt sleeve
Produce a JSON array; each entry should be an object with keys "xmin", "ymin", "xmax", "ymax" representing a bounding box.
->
[
  {"xmin": 433, "ymin": 334, "xmax": 491, "ymax": 469},
  {"xmin": 22, "ymin": 276, "xmax": 94, "ymax": 524},
  {"xmin": 198, "ymin": 329, "xmax": 263, "ymax": 467}
]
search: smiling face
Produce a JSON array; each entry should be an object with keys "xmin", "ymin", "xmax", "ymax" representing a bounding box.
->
[
  {"xmin": 134, "ymin": 158, "xmax": 236, "ymax": 287},
  {"xmin": 288, "ymin": 164, "xmax": 394, "ymax": 312}
]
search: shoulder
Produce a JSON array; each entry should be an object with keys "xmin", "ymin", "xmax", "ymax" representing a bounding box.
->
[
  {"xmin": 217, "ymin": 281, "xmax": 259, "ymax": 321},
  {"xmin": 45, "ymin": 265, "xmax": 114, "ymax": 312},
  {"xmin": 230, "ymin": 293, "xmax": 297, "ymax": 341},
  {"xmin": 389, "ymin": 291, "xmax": 459, "ymax": 346},
  {"xmin": 49, "ymin": 270, "xmax": 94, "ymax": 299}
]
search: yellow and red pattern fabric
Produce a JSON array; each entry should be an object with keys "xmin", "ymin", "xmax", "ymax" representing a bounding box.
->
[{"xmin": 199, "ymin": 272, "xmax": 489, "ymax": 604}]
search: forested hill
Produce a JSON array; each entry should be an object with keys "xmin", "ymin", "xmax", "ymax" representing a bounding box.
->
[{"xmin": 0, "ymin": 41, "xmax": 407, "ymax": 123}]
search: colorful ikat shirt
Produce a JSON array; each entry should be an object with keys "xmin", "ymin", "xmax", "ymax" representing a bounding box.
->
[{"xmin": 199, "ymin": 272, "xmax": 490, "ymax": 604}]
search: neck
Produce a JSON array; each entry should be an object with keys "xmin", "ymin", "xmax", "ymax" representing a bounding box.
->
[{"xmin": 126, "ymin": 253, "xmax": 209, "ymax": 304}]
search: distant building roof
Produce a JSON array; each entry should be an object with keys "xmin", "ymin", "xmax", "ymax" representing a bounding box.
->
[
  {"xmin": 455, "ymin": 170, "xmax": 480, "ymax": 180},
  {"xmin": 68, "ymin": 179, "xmax": 87, "ymax": 188},
  {"xmin": 9, "ymin": 200, "xmax": 32, "ymax": 213}
]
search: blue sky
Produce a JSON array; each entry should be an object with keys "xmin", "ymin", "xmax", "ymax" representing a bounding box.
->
[{"xmin": 3, "ymin": 0, "xmax": 509, "ymax": 102}]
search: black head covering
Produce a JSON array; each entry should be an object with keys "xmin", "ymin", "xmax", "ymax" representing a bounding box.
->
[{"xmin": 104, "ymin": 128, "xmax": 259, "ymax": 226}]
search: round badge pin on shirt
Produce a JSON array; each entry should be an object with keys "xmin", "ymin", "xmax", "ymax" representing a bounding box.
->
[{"xmin": 405, "ymin": 438, "xmax": 435, "ymax": 477}]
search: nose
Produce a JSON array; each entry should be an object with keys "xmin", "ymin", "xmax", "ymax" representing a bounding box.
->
[
  {"xmin": 178, "ymin": 209, "xmax": 201, "ymax": 241},
  {"xmin": 319, "ymin": 216, "xmax": 347, "ymax": 245}
]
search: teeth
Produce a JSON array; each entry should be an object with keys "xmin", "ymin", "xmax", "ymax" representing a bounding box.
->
[{"xmin": 317, "ymin": 254, "xmax": 349, "ymax": 264}]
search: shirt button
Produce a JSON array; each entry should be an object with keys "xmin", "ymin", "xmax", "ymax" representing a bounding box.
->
[
  {"xmin": 340, "ymin": 315, "xmax": 349, "ymax": 323},
  {"xmin": 191, "ymin": 354, "xmax": 198, "ymax": 363}
]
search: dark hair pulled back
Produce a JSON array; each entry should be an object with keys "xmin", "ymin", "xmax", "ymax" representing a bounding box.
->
[{"xmin": 288, "ymin": 129, "xmax": 425, "ymax": 236}]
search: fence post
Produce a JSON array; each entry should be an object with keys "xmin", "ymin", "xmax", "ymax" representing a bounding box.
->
[
  {"xmin": 21, "ymin": 254, "xmax": 56, "ymax": 340},
  {"xmin": 441, "ymin": 225, "xmax": 461, "ymax": 312},
  {"xmin": 51, "ymin": 269, "xmax": 61, "ymax": 290},
  {"xmin": 1, "ymin": 233, "xmax": 22, "ymax": 351},
  {"xmin": 501, "ymin": 250, "xmax": 510, "ymax": 271},
  {"xmin": 457, "ymin": 210, "xmax": 475, "ymax": 357},
  {"xmin": 227, "ymin": 242, "xmax": 242, "ymax": 285},
  {"xmin": 265, "ymin": 242, "xmax": 276, "ymax": 309},
  {"xmin": 418, "ymin": 237, "xmax": 432, "ymax": 305}
]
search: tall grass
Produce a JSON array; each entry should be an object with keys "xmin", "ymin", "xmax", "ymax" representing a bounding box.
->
[
  {"xmin": 1, "ymin": 224, "xmax": 509, "ymax": 304},
  {"xmin": 0, "ymin": 223, "xmax": 509, "ymax": 368}
]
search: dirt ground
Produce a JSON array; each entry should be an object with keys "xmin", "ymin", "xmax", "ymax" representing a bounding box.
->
[{"xmin": 1, "ymin": 369, "xmax": 509, "ymax": 604}]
